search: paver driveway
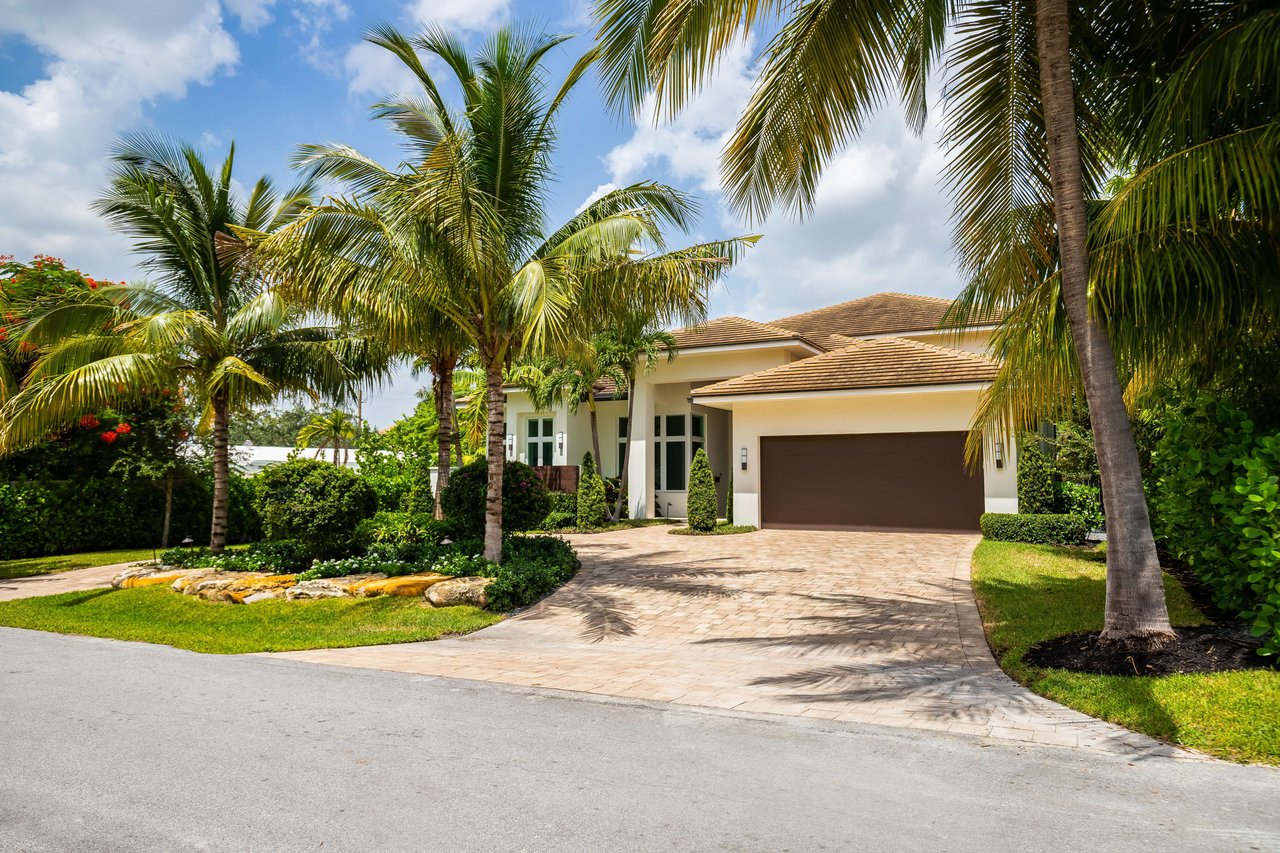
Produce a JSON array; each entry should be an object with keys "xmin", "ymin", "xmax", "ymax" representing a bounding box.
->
[{"xmin": 275, "ymin": 527, "xmax": 1183, "ymax": 756}]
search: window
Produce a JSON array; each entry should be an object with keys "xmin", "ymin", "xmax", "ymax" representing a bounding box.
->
[
  {"xmin": 526, "ymin": 417, "xmax": 553, "ymax": 466},
  {"xmin": 653, "ymin": 413, "xmax": 704, "ymax": 491},
  {"xmin": 616, "ymin": 417, "xmax": 629, "ymax": 477}
]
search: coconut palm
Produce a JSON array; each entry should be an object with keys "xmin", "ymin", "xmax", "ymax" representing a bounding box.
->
[
  {"xmin": 298, "ymin": 409, "xmax": 358, "ymax": 464},
  {"xmin": 0, "ymin": 136, "xmax": 383, "ymax": 552},
  {"xmin": 251, "ymin": 26, "xmax": 753, "ymax": 562},
  {"xmin": 590, "ymin": 0, "xmax": 1213, "ymax": 640},
  {"xmin": 518, "ymin": 339, "xmax": 628, "ymax": 473}
]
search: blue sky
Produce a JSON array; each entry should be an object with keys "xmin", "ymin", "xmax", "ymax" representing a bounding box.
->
[{"xmin": 0, "ymin": 0, "xmax": 958, "ymax": 426}]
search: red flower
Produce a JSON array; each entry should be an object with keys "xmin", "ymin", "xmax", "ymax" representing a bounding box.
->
[
  {"xmin": 100, "ymin": 431, "xmax": 118, "ymax": 444},
  {"xmin": 79, "ymin": 414, "xmax": 101, "ymax": 429},
  {"xmin": 114, "ymin": 422, "xmax": 132, "ymax": 434}
]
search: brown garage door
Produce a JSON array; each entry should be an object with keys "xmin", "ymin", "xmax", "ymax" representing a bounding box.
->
[{"xmin": 760, "ymin": 432, "xmax": 984, "ymax": 532}]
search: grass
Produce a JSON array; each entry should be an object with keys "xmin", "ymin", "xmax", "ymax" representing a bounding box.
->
[
  {"xmin": 972, "ymin": 540, "xmax": 1280, "ymax": 764},
  {"xmin": 0, "ymin": 586, "xmax": 503, "ymax": 654},
  {"xmin": 0, "ymin": 548, "xmax": 161, "ymax": 580},
  {"xmin": 669, "ymin": 523, "xmax": 758, "ymax": 536},
  {"xmin": 543, "ymin": 519, "xmax": 675, "ymax": 534}
]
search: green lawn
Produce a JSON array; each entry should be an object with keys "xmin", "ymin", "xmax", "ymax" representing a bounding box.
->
[
  {"xmin": 972, "ymin": 540, "xmax": 1280, "ymax": 764},
  {"xmin": 669, "ymin": 523, "xmax": 758, "ymax": 535},
  {"xmin": 0, "ymin": 586, "xmax": 503, "ymax": 654},
  {"xmin": 0, "ymin": 548, "xmax": 161, "ymax": 580}
]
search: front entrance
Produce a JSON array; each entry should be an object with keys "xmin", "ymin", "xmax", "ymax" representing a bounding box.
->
[
  {"xmin": 526, "ymin": 417, "xmax": 554, "ymax": 466},
  {"xmin": 759, "ymin": 432, "xmax": 984, "ymax": 532}
]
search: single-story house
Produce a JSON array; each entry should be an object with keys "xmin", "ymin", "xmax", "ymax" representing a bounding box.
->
[{"xmin": 503, "ymin": 292, "xmax": 1017, "ymax": 532}]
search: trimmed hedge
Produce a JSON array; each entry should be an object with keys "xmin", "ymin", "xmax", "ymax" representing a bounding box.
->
[
  {"xmin": 1016, "ymin": 443, "xmax": 1058, "ymax": 514},
  {"xmin": 980, "ymin": 513, "xmax": 1088, "ymax": 546},
  {"xmin": 0, "ymin": 474, "xmax": 260, "ymax": 560},
  {"xmin": 686, "ymin": 447, "xmax": 717, "ymax": 531},
  {"xmin": 440, "ymin": 459, "xmax": 551, "ymax": 538},
  {"xmin": 254, "ymin": 459, "xmax": 377, "ymax": 558}
]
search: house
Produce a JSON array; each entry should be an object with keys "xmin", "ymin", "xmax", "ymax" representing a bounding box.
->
[{"xmin": 502, "ymin": 293, "xmax": 1017, "ymax": 532}]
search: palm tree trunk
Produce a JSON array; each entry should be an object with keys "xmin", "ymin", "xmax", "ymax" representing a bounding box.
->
[
  {"xmin": 332, "ymin": 441, "xmax": 339, "ymax": 465},
  {"xmin": 160, "ymin": 474, "xmax": 174, "ymax": 550},
  {"xmin": 588, "ymin": 396, "xmax": 602, "ymax": 473},
  {"xmin": 1035, "ymin": 0, "xmax": 1172, "ymax": 641},
  {"xmin": 434, "ymin": 360, "xmax": 455, "ymax": 521},
  {"xmin": 210, "ymin": 391, "xmax": 231, "ymax": 554},
  {"xmin": 483, "ymin": 356, "xmax": 506, "ymax": 563},
  {"xmin": 610, "ymin": 376, "xmax": 636, "ymax": 522}
]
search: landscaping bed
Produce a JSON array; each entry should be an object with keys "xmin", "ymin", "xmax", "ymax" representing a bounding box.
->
[
  {"xmin": 1025, "ymin": 624, "xmax": 1270, "ymax": 676},
  {"xmin": 972, "ymin": 540, "xmax": 1280, "ymax": 764},
  {"xmin": 669, "ymin": 523, "xmax": 757, "ymax": 536}
]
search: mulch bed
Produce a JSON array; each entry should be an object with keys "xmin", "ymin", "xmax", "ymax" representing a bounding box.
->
[{"xmin": 1025, "ymin": 624, "xmax": 1276, "ymax": 676}]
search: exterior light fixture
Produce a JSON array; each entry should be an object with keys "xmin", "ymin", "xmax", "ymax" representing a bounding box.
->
[
  {"xmin": 740, "ymin": 447, "xmax": 748, "ymax": 471},
  {"xmin": 994, "ymin": 442, "xmax": 1005, "ymax": 469},
  {"xmin": 556, "ymin": 432, "xmax": 565, "ymax": 455},
  {"xmin": 505, "ymin": 433, "xmax": 515, "ymax": 455}
]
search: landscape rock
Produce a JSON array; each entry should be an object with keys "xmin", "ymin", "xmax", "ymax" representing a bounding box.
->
[
  {"xmin": 352, "ymin": 573, "xmax": 452, "ymax": 598},
  {"xmin": 242, "ymin": 591, "xmax": 281, "ymax": 604},
  {"xmin": 284, "ymin": 579, "xmax": 354, "ymax": 601},
  {"xmin": 111, "ymin": 565, "xmax": 165, "ymax": 588},
  {"xmin": 426, "ymin": 576, "xmax": 493, "ymax": 608}
]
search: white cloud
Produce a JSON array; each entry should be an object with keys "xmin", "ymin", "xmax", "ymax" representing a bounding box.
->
[
  {"xmin": 224, "ymin": 0, "xmax": 276, "ymax": 31},
  {"xmin": 408, "ymin": 0, "xmax": 510, "ymax": 32},
  {"xmin": 288, "ymin": 0, "xmax": 352, "ymax": 73},
  {"xmin": 597, "ymin": 40, "xmax": 959, "ymax": 322},
  {"xmin": 344, "ymin": 39, "xmax": 419, "ymax": 96},
  {"xmin": 575, "ymin": 182, "xmax": 618, "ymax": 214},
  {"xmin": 0, "ymin": 0, "xmax": 240, "ymax": 281}
]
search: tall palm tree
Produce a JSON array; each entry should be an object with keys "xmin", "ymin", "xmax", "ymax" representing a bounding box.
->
[
  {"xmin": 591, "ymin": 0, "xmax": 1201, "ymax": 640},
  {"xmin": 252, "ymin": 25, "xmax": 753, "ymax": 562},
  {"xmin": 595, "ymin": 321, "xmax": 678, "ymax": 521},
  {"xmin": 518, "ymin": 339, "xmax": 628, "ymax": 473},
  {"xmin": 0, "ymin": 136, "xmax": 382, "ymax": 552},
  {"xmin": 298, "ymin": 409, "xmax": 358, "ymax": 464}
]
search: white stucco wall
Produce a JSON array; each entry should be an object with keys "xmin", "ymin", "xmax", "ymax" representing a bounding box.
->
[{"xmin": 717, "ymin": 386, "xmax": 1017, "ymax": 527}]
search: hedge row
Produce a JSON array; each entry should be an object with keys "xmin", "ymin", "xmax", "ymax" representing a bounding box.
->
[
  {"xmin": 0, "ymin": 475, "xmax": 260, "ymax": 560},
  {"xmin": 980, "ymin": 513, "xmax": 1088, "ymax": 546}
]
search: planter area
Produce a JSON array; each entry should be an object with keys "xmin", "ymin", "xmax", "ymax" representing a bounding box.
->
[{"xmin": 113, "ymin": 565, "xmax": 494, "ymax": 607}]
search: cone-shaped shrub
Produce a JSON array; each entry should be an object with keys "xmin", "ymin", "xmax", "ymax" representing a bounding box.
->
[
  {"xmin": 687, "ymin": 447, "xmax": 717, "ymax": 531},
  {"xmin": 577, "ymin": 452, "xmax": 607, "ymax": 528}
]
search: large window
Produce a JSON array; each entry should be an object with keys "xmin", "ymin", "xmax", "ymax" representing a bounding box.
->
[
  {"xmin": 653, "ymin": 413, "xmax": 706, "ymax": 491},
  {"xmin": 526, "ymin": 417, "xmax": 553, "ymax": 466},
  {"xmin": 616, "ymin": 417, "xmax": 629, "ymax": 477}
]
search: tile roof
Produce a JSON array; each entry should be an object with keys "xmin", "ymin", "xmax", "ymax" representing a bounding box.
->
[
  {"xmin": 691, "ymin": 337, "xmax": 997, "ymax": 398},
  {"xmin": 769, "ymin": 292, "xmax": 990, "ymax": 342},
  {"xmin": 669, "ymin": 316, "xmax": 821, "ymax": 351}
]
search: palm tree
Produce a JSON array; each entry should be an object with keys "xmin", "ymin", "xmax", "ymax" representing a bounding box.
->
[
  {"xmin": 0, "ymin": 136, "xmax": 382, "ymax": 552},
  {"xmin": 518, "ymin": 339, "xmax": 628, "ymax": 473},
  {"xmin": 298, "ymin": 410, "xmax": 358, "ymax": 464},
  {"xmin": 252, "ymin": 26, "xmax": 753, "ymax": 562},
  {"xmin": 591, "ymin": 0, "xmax": 1194, "ymax": 640},
  {"xmin": 596, "ymin": 322, "xmax": 677, "ymax": 522}
]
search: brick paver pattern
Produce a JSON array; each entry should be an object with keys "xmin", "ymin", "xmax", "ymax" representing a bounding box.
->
[
  {"xmin": 274, "ymin": 527, "xmax": 1189, "ymax": 757},
  {"xmin": 0, "ymin": 563, "xmax": 139, "ymax": 602}
]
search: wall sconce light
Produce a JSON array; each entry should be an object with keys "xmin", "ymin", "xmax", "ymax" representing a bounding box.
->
[
  {"xmin": 505, "ymin": 434, "xmax": 515, "ymax": 455},
  {"xmin": 556, "ymin": 432, "xmax": 565, "ymax": 455},
  {"xmin": 994, "ymin": 442, "xmax": 1005, "ymax": 469},
  {"xmin": 740, "ymin": 447, "xmax": 748, "ymax": 471}
]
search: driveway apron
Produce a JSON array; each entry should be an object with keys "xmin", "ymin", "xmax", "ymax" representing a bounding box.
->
[{"xmin": 272, "ymin": 527, "xmax": 1187, "ymax": 756}]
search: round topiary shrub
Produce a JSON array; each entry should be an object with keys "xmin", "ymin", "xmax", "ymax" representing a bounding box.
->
[
  {"xmin": 439, "ymin": 459, "xmax": 552, "ymax": 539},
  {"xmin": 254, "ymin": 458, "xmax": 377, "ymax": 558}
]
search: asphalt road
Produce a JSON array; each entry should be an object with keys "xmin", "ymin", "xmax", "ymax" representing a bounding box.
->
[{"xmin": 1, "ymin": 627, "xmax": 1277, "ymax": 853}]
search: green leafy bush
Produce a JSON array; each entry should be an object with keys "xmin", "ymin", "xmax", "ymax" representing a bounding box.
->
[
  {"xmin": 483, "ymin": 535, "xmax": 579, "ymax": 611},
  {"xmin": 254, "ymin": 458, "xmax": 377, "ymax": 558},
  {"xmin": 726, "ymin": 469, "xmax": 733, "ymax": 524},
  {"xmin": 686, "ymin": 447, "xmax": 717, "ymax": 531},
  {"xmin": 1016, "ymin": 443, "xmax": 1058, "ymax": 514},
  {"xmin": 1059, "ymin": 482, "xmax": 1104, "ymax": 531},
  {"xmin": 542, "ymin": 511, "xmax": 577, "ymax": 530},
  {"xmin": 244, "ymin": 540, "xmax": 311, "ymax": 573},
  {"xmin": 354, "ymin": 511, "xmax": 449, "ymax": 547},
  {"xmin": 980, "ymin": 513, "xmax": 1087, "ymax": 545},
  {"xmin": 297, "ymin": 554, "xmax": 419, "ymax": 582},
  {"xmin": 576, "ymin": 453, "xmax": 607, "ymax": 529},
  {"xmin": 1151, "ymin": 398, "xmax": 1280, "ymax": 655},
  {"xmin": 439, "ymin": 459, "xmax": 551, "ymax": 538}
]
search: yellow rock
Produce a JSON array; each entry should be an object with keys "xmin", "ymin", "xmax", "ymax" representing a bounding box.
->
[
  {"xmin": 352, "ymin": 573, "xmax": 452, "ymax": 598},
  {"xmin": 121, "ymin": 573, "xmax": 189, "ymax": 589},
  {"xmin": 223, "ymin": 574, "xmax": 298, "ymax": 604}
]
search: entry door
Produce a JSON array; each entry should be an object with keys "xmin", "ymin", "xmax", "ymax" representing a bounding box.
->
[
  {"xmin": 527, "ymin": 418, "xmax": 554, "ymax": 466},
  {"xmin": 760, "ymin": 432, "xmax": 984, "ymax": 532}
]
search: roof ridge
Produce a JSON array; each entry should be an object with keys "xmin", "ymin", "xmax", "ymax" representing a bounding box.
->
[
  {"xmin": 885, "ymin": 335, "xmax": 996, "ymax": 366},
  {"xmin": 771, "ymin": 291, "xmax": 950, "ymax": 323}
]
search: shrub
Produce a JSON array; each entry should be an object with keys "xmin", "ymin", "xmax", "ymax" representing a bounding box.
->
[
  {"xmin": 576, "ymin": 473, "xmax": 607, "ymax": 529},
  {"xmin": 980, "ymin": 513, "xmax": 1087, "ymax": 546},
  {"xmin": 604, "ymin": 476, "xmax": 627, "ymax": 519},
  {"xmin": 580, "ymin": 451, "xmax": 596, "ymax": 479},
  {"xmin": 439, "ymin": 459, "xmax": 551, "ymax": 538},
  {"xmin": 725, "ymin": 469, "xmax": 733, "ymax": 525},
  {"xmin": 1016, "ymin": 443, "xmax": 1058, "ymax": 514},
  {"xmin": 483, "ymin": 535, "xmax": 579, "ymax": 611},
  {"xmin": 297, "ymin": 554, "xmax": 419, "ymax": 582},
  {"xmin": 542, "ymin": 511, "xmax": 577, "ymax": 530},
  {"xmin": 540, "ymin": 491, "xmax": 577, "ymax": 529},
  {"xmin": 1059, "ymin": 482, "xmax": 1104, "ymax": 531},
  {"xmin": 254, "ymin": 458, "xmax": 377, "ymax": 558},
  {"xmin": 354, "ymin": 511, "xmax": 449, "ymax": 547},
  {"xmin": 686, "ymin": 447, "xmax": 717, "ymax": 531},
  {"xmin": 245, "ymin": 540, "xmax": 311, "ymax": 573},
  {"xmin": 1150, "ymin": 398, "xmax": 1280, "ymax": 655}
]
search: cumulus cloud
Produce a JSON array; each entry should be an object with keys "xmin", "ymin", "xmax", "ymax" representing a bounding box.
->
[
  {"xmin": 224, "ymin": 0, "xmax": 276, "ymax": 32},
  {"xmin": 407, "ymin": 0, "xmax": 510, "ymax": 32},
  {"xmin": 344, "ymin": 39, "xmax": 420, "ymax": 96},
  {"xmin": 595, "ymin": 38, "xmax": 959, "ymax": 321},
  {"xmin": 0, "ymin": 0, "xmax": 240, "ymax": 280}
]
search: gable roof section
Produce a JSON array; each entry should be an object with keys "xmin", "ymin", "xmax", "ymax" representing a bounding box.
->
[
  {"xmin": 691, "ymin": 337, "xmax": 997, "ymax": 398},
  {"xmin": 770, "ymin": 292, "xmax": 988, "ymax": 342},
  {"xmin": 669, "ymin": 316, "xmax": 822, "ymax": 351}
]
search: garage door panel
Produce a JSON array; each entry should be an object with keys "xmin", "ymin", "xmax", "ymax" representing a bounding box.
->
[{"xmin": 760, "ymin": 432, "xmax": 983, "ymax": 532}]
